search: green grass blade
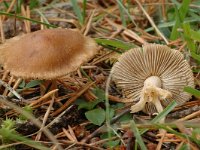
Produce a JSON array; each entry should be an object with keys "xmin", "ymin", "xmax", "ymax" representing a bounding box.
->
[
  {"xmin": 16, "ymin": 0, "xmax": 23, "ymax": 13},
  {"xmin": 34, "ymin": 9, "xmax": 51, "ymax": 28},
  {"xmin": 29, "ymin": 0, "xmax": 40, "ymax": 9},
  {"xmin": 190, "ymin": 29, "xmax": 200, "ymax": 41},
  {"xmin": 0, "ymin": 127, "xmax": 49, "ymax": 150},
  {"xmin": 140, "ymin": 101, "xmax": 177, "ymax": 134},
  {"xmin": 184, "ymin": 86, "xmax": 200, "ymax": 97},
  {"xmin": 117, "ymin": 0, "xmax": 126, "ymax": 27},
  {"xmin": 182, "ymin": 23, "xmax": 196, "ymax": 53},
  {"xmin": 3, "ymin": 1, "xmax": 9, "ymax": 9},
  {"xmin": 0, "ymin": 11, "xmax": 56, "ymax": 28},
  {"xmin": 130, "ymin": 120, "xmax": 147, "ymax": 150},
  {"xmin": 145, "ymin": 17, "xmax": 200, "ymax": 32},
  {"xmin": 155, "ymin": 124, "xmax": 200, "ymax": 146},
  {"xmin": 70, "ymin": 0, "xmax": 84, "ymax": 25},
  {"xmin": 170, "ymin": 0, "xmax": 180, "ymax": 6},
  {"xmin": 116, "ymin": 0, "xmax": 137, "ymax": 27},
  {"xmin": 170, "ymin": 0, "xmax": 191, "ymax": 40},
  {"xmin": 151, "ymin": 101, "xmax": 177, "ymax": 123},
  {"xmin": 191, "ymin": 52, "xmax": 200, "ymax": 63},
  {"xmin": 82, "ymin": 0, "xmax": 87, "ymax": 21},
  {"xmin": 95, "ymin": 38, "xmax": 135, "ymax": 51},
  {"xmin": 80, "ymin": 68, "xmax": 93, "ymax": 81},
  {"xmin": 178, "ymin": 0, "xmax": 191, "ymax": 20}
]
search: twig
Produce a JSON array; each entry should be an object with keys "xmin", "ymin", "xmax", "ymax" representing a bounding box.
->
[
  {"xmin": 35, "ymin": 94, "xmax": 55, "ymax": 141},
  {"xmin": 89, "ymin": 136, "xmax": 118, "ymax": 146},
  {"xmin": 26, "ymin": 105, "xmax": 75, "ymax": 138},
  {"xmin": 29, "ymin": 89, "xmax": 58, "ymax": 107},
  {"xmin": 3, "ymin": 75, "xmax": 14, "ymax": 96},
  {"xmin": 60, "ymin": 140, "xmax": 104, "ymax": 150},
  {"xmin": 2, "ymin": 0, "xmax": 17, "ymax": 21},
  {"xmin": 0, "ymin": 79, "xmax": 23, "ymax": 100},
  {"xmin": 135, "ymin": 0, "xmax": 169, "ymax": 44},
  {"xmin": 62, "ymin": 128, "xmax": 76, "ymax": 142},
  {"xmin": 0, "ymin": 16, "xmax": 5, "ymax": 43},
  {"xmin": 83, "ymin": 10, "xmax": 95, "ymax": 36},
  {"xmin": 8, "ymin": 78, "xmax": 22, "ymax": 97},
  {"xmin": 175, "ymin": 110, "xmax": 200, "ymax": 122},
  {"xmin": 156, "ymin": 130, "xmax": 166, "ymax": 150},
  {"xmin": 106, "ymin": 18, "xmax": 147, "ymax": 44},
  {"xmin": 0, "ymin": 95, "xmax": 64, "ymax": 150},
  {"xmin": 51, "ymin": 82, "xmax": 95, "ymax": 116},
  {"xmin": 161, "ymin": 0, "xmax": 167, "ymax": 21}
]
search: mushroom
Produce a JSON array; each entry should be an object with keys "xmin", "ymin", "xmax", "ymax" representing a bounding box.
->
[
  {"xmin": 0, "ymin": 28, "xmax": 97, "ymax": 79},
  {"xmin": 0, "ymin": 28, "xmax": 97, "ymax": 97},
  {"xmin": 111, "ymin": 44, "xmax": 194, "ymax": 115}
]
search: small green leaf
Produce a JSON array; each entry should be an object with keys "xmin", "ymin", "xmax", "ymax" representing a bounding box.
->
[
  {"xmin": 18, "ymin": 105, "xmax": 33, "ymax": 121},
  {"xmin": 100, "ymin": 132, "xmax": 115, "ymax": 139},
  {"xmin": 76, "ymin": 88, "xmax": 105, "ymax": 110},
  {"xmin": 76, "ymin": 98, "xmax": 102, "ymax": 110},
  {"xmin": 103, "ymin": 140, "xmax": 120, "ymax": 148},
  {"xmin": 111, "ymin": 103, "xmax": 125, "ymax": 109},
  {"xmin": 25, "ymin": 80, "xmax": 43, "ymax": 89},
  {"xmin": 85, "ymin": 108, "xmax": 105, "ymax": 126},
  {"xmin": 119, "ymin": 113, "xmax": 132, "ymax": 122},
  {"xmin": 29, "ymin": 0, "xmax": 39, "ymax": 9},
  {"xmin": 93, "ymin": 88, "xmax": 105, "ymax": 102},
  {"xmin": 184, "ymin": 86, "xmax": 200, "ymax": 97},
  {"xmin": 19, "ymin": 80, "xmax": 26, "ymax": 88},
  {"xmin": 109, "ymin": 108, "xmax": 115, "ymax": 120}
]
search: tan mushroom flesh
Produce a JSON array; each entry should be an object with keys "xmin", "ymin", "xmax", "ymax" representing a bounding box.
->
[
  {"xmin": 0, "ymin": 28, "xmax": 97, "ymax": 79},
  {"xmin": 111, "ymin": 44, "xmax": 194, "ymax": 115}
]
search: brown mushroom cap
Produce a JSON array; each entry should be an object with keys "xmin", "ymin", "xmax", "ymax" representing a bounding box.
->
[
  {"xmin": 111, "ymin": 44, "xmax": 194, "ymax": 114},
  {"xmin": 0, "ymin": 29, "xmax": 97, "ymax": 79}
]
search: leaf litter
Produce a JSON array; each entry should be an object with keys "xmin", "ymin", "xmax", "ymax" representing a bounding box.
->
[{"xmin": 0, "ymin": 0, "xmax": 200, "ymax": 149}]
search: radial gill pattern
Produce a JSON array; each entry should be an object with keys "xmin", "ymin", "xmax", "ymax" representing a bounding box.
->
[{"xmin": 111, "ymin": 44, "xmax": 194, "ymax": 109}]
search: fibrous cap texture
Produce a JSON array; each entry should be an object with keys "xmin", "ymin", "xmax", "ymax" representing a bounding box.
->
[
  {"xmin": 111, "ymin": 44, "xmax": 194, "ymax": 113},
  {"xmin": 0, "ymin": 29, "xmax": 97, "ymax": 79}
]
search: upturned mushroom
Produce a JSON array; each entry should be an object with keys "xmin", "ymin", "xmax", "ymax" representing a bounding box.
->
[
  {"xmin": 0, "ymin": 28, "xmax": 97, "ymax": 79},
  {"xmin": 111, "ymin": 44, "xmax": 194, "ymax": 115}
]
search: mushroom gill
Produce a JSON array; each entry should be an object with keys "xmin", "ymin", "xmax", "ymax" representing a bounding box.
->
[{"xmin": 111, "ymin": 44, "xmax": 194, "ymax": 115}]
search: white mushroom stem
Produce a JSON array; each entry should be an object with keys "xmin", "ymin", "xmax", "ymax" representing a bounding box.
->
[{"xmin": 131, "ymin": 76, "xmax": 172, "ymax": 122}]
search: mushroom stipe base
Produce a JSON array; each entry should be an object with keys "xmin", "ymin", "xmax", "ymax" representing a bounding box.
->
[{"xmin": 130, "ymin": 76, "xmax": 172, "ymax": 117}]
